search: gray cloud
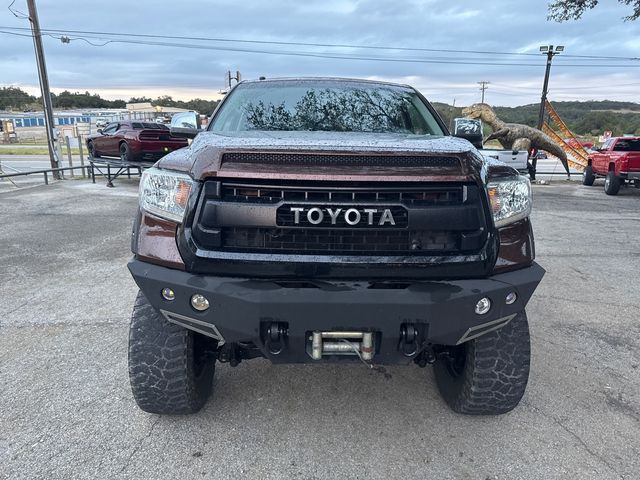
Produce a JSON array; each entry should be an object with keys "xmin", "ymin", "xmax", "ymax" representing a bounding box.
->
[{"xmin": 1, "ymin": 0, "xmax": 638, "ymax": 106}]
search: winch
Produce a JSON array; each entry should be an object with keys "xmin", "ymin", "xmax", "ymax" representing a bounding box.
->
[{"xmin": 308, "ymin": 331, "xmax": 375, "ymax": 361}]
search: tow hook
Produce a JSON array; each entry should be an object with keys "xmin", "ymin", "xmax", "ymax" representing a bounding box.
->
[
  {"xmin": 399, "ymin": 324, "xmax": 419, "ymax": 357},
  {"xmin": 264, "ymin": 322, "xmax": 288, "ymax": 355}
]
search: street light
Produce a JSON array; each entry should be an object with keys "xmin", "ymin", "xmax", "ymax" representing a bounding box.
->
[
  {"xmin": 531, "ymin": 44, "xmax": 564, "ymax": 179},
  {"xmin": 537, "ymin": 45, "xmax": 564, "ymax": 130}
]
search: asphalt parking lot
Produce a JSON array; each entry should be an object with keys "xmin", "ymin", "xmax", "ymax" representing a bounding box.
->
[{"xmin": 1, "ymin": 178, "xmax": 639, "ymax": 480}]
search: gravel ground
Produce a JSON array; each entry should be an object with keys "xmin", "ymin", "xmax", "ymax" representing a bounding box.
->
[{"xmin": 1, "ymin": 178, "xmax": 639, "ymax": 480}]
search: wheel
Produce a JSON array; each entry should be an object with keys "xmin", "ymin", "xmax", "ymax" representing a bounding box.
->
[
  {"xmin": 120, "ymin": 142, "xmax": 131, "ymax": 162},
  {"xmin": 604, "ymin": 171, "xmax": 621, "ymax": 195},
  {"xmin": 582, "ymin": 165, "xmax": 595, "ymax": 186},
  {"xmin": 87, "ymin": 141, "xmax": 100, "ymax": 158},
  {"xmin": 128, "ymin": 291, "xmax": 217, "ymax": 414},
  {"xmin": 433, "ymin": 310, "xmax": 530, "ymax": 415}
]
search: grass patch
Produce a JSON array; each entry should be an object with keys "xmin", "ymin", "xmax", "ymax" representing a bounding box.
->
[{"xmin": 0, "ymin": 146, "xmax": 81, "ymax": 155}]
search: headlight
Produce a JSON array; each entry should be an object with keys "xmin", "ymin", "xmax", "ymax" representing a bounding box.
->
[
  {"xmin": 139, "ymin": 167, "xmax": 194, "ymax": 223},
  {"xmin": 487, "ymin": 176, "xmax": 532, "ymax": 227}
]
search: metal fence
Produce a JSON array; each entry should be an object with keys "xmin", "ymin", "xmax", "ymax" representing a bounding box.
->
[{"xmin": 0, "ymin": 165, "xmax": 89, "ymax": 187}]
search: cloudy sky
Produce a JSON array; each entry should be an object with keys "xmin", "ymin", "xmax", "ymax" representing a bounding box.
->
[{"xmin": 1, "ymin": 0, "xmax": 639, "ymax": 106}]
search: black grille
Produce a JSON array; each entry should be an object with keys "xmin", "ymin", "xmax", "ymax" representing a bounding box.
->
[
  {"xmin": 222, "ymin": 228, "xmax": 458, "ymax": 254},
  {"xmin": 192, "ymin": 180, "xmax": 485, "ymax": 257},
  {"xmin": 221, "ymin": 183, "xmax": 464, "ymax": 207},
  {"xmin": 222, "ymin": 152, "xmax": 461, "ymax": 168}
]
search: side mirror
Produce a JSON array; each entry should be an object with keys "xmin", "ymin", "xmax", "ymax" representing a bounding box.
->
[
  {"xmin": 97, "ymin": 128, "xmax": 103, "ymax": 134},
  {"xmin": 452, "ymin": 118, "xmax": 484, "ymax": 149},
  {"xmin": 170, "ymin": 111, "xmax": 200, "ymax": 139}
]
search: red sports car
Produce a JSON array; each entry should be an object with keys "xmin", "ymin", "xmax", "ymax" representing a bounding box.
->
[{"xmin": 86, "ymin": 121, "xmax": 189, "ymax": 163}]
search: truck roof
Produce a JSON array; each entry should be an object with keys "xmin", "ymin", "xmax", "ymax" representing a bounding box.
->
[{"xmin": 239, "ymin": 76, "xmax": 413, "ymax": 89}]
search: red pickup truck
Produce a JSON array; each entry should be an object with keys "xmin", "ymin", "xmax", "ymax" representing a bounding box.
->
[{"xmin": 583, "ymin": 137, "xmax": 640, "ymax": 195}]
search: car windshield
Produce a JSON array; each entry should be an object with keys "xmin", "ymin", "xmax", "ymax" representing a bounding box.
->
[{"xmin": 210, "ymin": 80, "xmax": 444, "ymax": 135}]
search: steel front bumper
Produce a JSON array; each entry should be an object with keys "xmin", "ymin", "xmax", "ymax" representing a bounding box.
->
[{"xmin": 128, "ymin": 259, "xmax": 544, "ymax": 364}]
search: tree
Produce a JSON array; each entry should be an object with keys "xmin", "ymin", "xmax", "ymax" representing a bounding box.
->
[
  {"xmin": 50, "ymin": 90, "xmax": 125, "ymax": 109},
  {"xmin": 182, "ymin": 98, "xmax": 219, "ymax": 115},
  {"xmin": 152, "ymin": 95, "xmax": 176, "ymax": 107},
  {"xmin": 548, "ymin": 0, "xmax": 640, "ymax": 21},
  {"xmin": 0, "ymin": 86, "xmax": 36, "ymax": 110},
  {"xmin": 128, "ymin": 96, "xmax": 152, "ymax": 104}
]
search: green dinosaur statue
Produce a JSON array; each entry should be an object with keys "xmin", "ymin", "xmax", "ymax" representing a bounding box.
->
[{"xmin": 462, "ymin": 103, "xmax": 570, "ymax": 175}]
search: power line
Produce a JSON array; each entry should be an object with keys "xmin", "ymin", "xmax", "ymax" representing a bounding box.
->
[
  {"xmin": 1, "ymin": 24, "xmax": 639, "ymax": 62},
  {"xmin": 2, "ymin": 29, "xmax": 639, "ymax": 69},
  {"xmin": 0, "ymin": 28, "xmax": 31, "ymax": 37},
  {"xmin": 46, "ymin": 33, "xmax": 113, "ymax": 47},
  {"xmin": 31, "ymin": 27, "xmax": 640, "ymax": 61},
  {"xmin": 7, "ymin": 0, "xmax": 28, "ymax": 18},
  {"xmin": 0, "ymin": 25, "xmax": 548, "ymax": 57}
]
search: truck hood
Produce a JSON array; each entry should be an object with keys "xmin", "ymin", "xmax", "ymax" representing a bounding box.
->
[
  {"xmin": 194, "ymin": 130, "xmax": 475, "ymax": 153},
  {"xmin": 158, "ymin": 131, "xmax": 496, "ymax": 182}
]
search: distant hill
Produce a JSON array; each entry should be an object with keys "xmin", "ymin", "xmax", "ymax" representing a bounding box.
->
[{"xmin": 432, "ymin": 100, "xmax": 640, "ymax": 137}]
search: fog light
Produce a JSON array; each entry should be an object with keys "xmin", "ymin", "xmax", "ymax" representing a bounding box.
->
[
  {"xmin": 505, "ymin": 292, "xmax": 517, "ymax": 305},
  {"xmin": 191, "ymin": 294, "xmax": 210, "ymax": 311},
  {"xmin": 161, "ymin": 288, "xmax": 175, "ymax": 301},
  {"xmin": 475, "ymin": 297, "xmax": 491, "ymax": 315}
]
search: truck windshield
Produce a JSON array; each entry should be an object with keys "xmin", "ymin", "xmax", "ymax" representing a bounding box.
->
[
  {"xmin": 613, "ymin": 139, "xmax": 640, "ymax": 152},
  {"xmin": 210, "ymin": 80, "xmax": 445, "ymax": 135}
]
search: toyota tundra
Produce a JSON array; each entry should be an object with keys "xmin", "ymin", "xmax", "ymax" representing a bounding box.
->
[{"xmin": 127, "ymin": 78, "xmax": 544, "ymax": 416}]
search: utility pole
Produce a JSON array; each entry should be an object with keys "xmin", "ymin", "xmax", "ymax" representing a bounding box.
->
[
  {"xmin": 27, "ymin": 0, "xmax": 60, "ymax": 177},
  {"xmin": 227, "ymin": 70, "xmax": 242, "ymax": 89},
  {"xmin": 478, "ymin": 81, "xmax": 490, "ymax": 103},
  {"xmin": 533, "ymin": 45, "xmax": 564, "ymax": 178},
  {"xmin": 450, "ymin": 98, "xmax": 456, "ymax": 131}
]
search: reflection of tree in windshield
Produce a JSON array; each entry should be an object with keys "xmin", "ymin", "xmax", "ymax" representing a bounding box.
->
[{"xmin": 245, "ymin": 89, "xmax": 418, "ymax": 133}]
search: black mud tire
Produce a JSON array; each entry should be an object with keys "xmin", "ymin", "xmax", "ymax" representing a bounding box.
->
[
  {"xmin": 120, "ymin": 142, "xmax": 131, "ymax": 162},
  {"xmin": 604, "ymin": 171, "xmax": 621, "ymax": 196},
  {"xmin": 582, "ymin": 165, "xmax": 595, "ymax": 186},
  {"xmin": 128, "ymin": 291, "xmax": 216, "ymax": 414},
  {"xmin": 87, "ymin": 141, "xmax": 100, "ymax": 158},
  {"xmin": 434, "ymin": 310, "xmax": 530, "ymax": 415}
]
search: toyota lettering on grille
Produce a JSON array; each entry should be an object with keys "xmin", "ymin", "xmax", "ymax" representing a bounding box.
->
[{"xmin": 277, "ymin": 205, "xmax": 408, "ymax": 228}]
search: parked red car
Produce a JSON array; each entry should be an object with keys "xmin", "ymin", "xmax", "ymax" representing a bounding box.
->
[
  {"xmin": 565, "ymin": 138, "xmax": 594, "ymax": 150},
  {"xmin": 583, "ymin": 137, "xmax": 640, "ymax": 195},
  {"xmin": 86, "ymin": 121, "xmax": 189, "ymax": 163}
]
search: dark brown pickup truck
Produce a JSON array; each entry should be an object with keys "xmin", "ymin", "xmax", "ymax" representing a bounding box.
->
[{"xmin": 127, "ymin": 78, "xmax": 544, "ymax": 416}]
